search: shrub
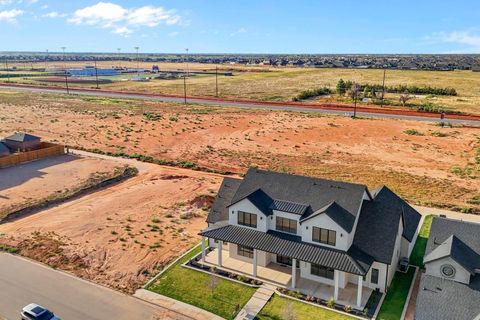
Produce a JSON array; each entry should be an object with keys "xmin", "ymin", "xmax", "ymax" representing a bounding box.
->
[
  {"xmin": 430, "ymin": 131, "xmax": 447, "ymax": 137},
  {"xmin": 292, "ymin": 87, "xmax": 331, "ymax": 101},
  {"xmin": 404, "ymin": 129, "xmax": 423, "ymax": 136},
  {"xmin": 344, "ymin": 305, "xmax": 352, "ymax": 313},
  {"xmin": 327, "ymin": 297, "xmax": 335, "ymax": 308},
  {"xmin": 143, "ymin": 112, "xmax": 162, "ymax": 121}
]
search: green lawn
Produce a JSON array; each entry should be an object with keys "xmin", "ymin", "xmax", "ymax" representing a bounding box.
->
[
  {"xmin": 256, "ymin": 294, "xmax": 354, "ymax": 320},
  {"xmin": 376, "ymin": 267, "xmax": 416, "ymax": 320},
  {"xmin": 146, "ymin": 244, "xmax": 256, "ymax": 320},
  {"xmin": 409, "ymin": 215, "xmax": 434, "ymax": 267}
]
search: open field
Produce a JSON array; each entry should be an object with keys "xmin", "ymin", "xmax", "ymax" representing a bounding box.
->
[
  {"xmin": 0, "ymin": 154, "xmax": 129, "ymax": 220},
  {"xmin": 0, "ymin": 158, "xmax": 223, "ymax": 293},
  {"xmin": 1, "ymin": 90, "xmax": 479, "ymax": 213},
  {"xmin": 3, "ymin": 61, "xmax": 480, "ymax": 114}
]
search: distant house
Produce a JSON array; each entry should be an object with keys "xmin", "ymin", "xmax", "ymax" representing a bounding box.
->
[
  {"xmin": 0, "ymin": 142, "xmax": 10, "ymax": 157},
  {"xmin": 68, "ymin": 66, "xmax": 119, "ymax": 77},
  {"xmin": 415, "ymin": 217, "xmax": 480, "ymax": 320},
  {"xmin": 3, "ymin": 133, "xmax": 41, "ymax": 152}
]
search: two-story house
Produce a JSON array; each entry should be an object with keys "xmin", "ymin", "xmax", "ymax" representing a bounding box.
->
[
  {"xmin": 200, "ymin": 168, "xmax": 421, "ymax": 308},
  {"xmin": 415, "ymin": 217, "xmax": 480, "ymax": 320}
]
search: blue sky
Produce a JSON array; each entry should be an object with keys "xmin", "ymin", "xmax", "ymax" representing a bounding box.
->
[{"xmin": 0, "ymin": 0, "xmax": 479, "ymax": 54}]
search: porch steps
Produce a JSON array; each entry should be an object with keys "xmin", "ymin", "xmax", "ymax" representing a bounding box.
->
[{"xmin": 235, "ymin": 284, "xmax": 275, "ymax": 320}]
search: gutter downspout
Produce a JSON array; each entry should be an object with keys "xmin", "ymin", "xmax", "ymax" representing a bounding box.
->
[{"xmin": 385, "ymin": 264, "xmax": 389, "ymax": 293}]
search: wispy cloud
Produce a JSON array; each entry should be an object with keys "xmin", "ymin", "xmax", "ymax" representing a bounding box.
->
[
  {"xmin": 230, "ymin": 27, "xmax": 246, "ymax": 37},
  {"xmin": 42, "ymin": 11, "xmax": 66, "ymax": 18},
  {"xmin": 426, "ymin": 29, "xmax": 480, "ymax": 53},
  {"xmin": 168, "ymin": 31, "xmax": 179, "ymax": 37},
  {"xmin": 68, "ymin": 2, "xmax": 182, "ymax": 37},
  {"xmin": 0, "ymin": 8, "xmax": 23, "ymax": 22}
]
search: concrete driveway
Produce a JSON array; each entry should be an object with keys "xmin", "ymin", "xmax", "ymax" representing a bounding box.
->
[{"xmin": 0, "ymin": 253, "xmax": 192, "ymax": 320}]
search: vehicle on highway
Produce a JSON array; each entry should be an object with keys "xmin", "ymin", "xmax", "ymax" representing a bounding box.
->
[{"xmin": 21, "ymin": 303, "xmax": 60, "ymax": 320}]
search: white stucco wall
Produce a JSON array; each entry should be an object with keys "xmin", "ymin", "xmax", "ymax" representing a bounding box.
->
[
  {"xmin": 229, "ymin": 198, "xmax": 268, "ymax": 232},
  {"xmin": 425, "ymin": 257, "xmax": 471, "ymax": 285},
  {"xmin": 228, "ymin": 243, "xmax": 271, "ymax": 267},
  {"xmin": 300, "ymin": 213, "xmax": 349, "ymax": 251}
]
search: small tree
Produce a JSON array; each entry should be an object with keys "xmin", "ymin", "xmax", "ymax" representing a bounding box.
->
[
  {"xmin": 399, "ymin": 90, "xmax": 412, "ymax": 107},
  {"xmin": 281, "ymin": 302, "xmax": 296, "ymax": 320},
  {"xmin": 206, "ymin": 272, "xmax": 219, "ymax": 296},
  {"xmin": 336, "ymin": 79, "xmax": 347, "ymax": 95},
  {"xmin": 348, "ymin": 82, "xmax": 361, "ymax": 101}
]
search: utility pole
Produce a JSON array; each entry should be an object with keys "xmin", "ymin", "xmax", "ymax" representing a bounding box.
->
[
  {"xmin": 134, "ymin": 46, "xmax": 140, "ymax": 77},
  {"xmin": 5, "ymin": 58, "xmax": 10, "ymax": 82},
  {"xmin": 117, "ymin": 48, "xmax": 121, "ymax": 69},
  {"xmin": 380, "ymin": 68, "xmax": 386, "ymax": 108},
  {"xmin": 183, "ymin": 74, "xmax": 187, "ymax": 105},
  {"xmin": 185, "ymin": 48, "xmax": 189, "ymax": 76},
  {"xmin": 94, "ymin": 59, "xmax": 99, "ymax": 89},
  {"xmin": 45, "ymin": 49, "xmax": 49, "ymax": 70},
  {"xmin": 61, "ymin": 46, "xmax": 69, "ymax": 94},
  {"xmin": 215, "ymin": 65, "xmax": 219, "ymax": 97}
]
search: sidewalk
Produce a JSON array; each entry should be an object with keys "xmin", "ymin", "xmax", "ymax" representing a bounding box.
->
[
  {"xmin": 134, "ymin": 289, "xmax": 224, "ymax": 320},
  {"xmin": 235, "ymin": 284, "xmax": 275, "ymax": 320}
]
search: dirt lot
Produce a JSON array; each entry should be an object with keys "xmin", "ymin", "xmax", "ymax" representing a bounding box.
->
[
  {"xmin": 0, "ymin": 154, "xmax": 127, "ymax": 220},
  {"xmin": 1, "ymin": 90, "xmax": 479, "ymax": 213},
  {"xmin": 0, "ymin": 159, "xmax": 222, "ymax": 293}
]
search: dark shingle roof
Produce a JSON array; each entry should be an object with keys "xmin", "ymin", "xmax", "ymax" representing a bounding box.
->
[
  {"xmin": 352, "ymin": 187, "xmax": 421, "ymax": 264},
  {"xmin": 0, "ymin": 142, "xmax": 10, "ymax": 155},
  {"xmin": 200, "ymin": 224, "xmax": 373, "ymax": 275},
  {"xmin": 300, "ymin": 201, "xmax": 356, "ymax": 232},
  {"xmin": 415, "ymin": 274, "xmax": 480, "ymax": 320},
  {"xmin": 425, "ymin": 217, "xmax": 480, "ymax": 274},
  {"xmin": 245, "ymin": 188, "xmax": 274, "ymax": 215},
  {"xmin": 206, "ymin": 177, "xmax": 242, "ymax": 224},
  {"xmin": 424, "ymin": 235, "xmax": 480, "ymax": 275},
  {"xmin": 5, "ymin": 132, "xmax": 40, "ymax": 142},
  {"xmin": 230, "ymin": 168, "xmax": 368, "ymax": 227}
]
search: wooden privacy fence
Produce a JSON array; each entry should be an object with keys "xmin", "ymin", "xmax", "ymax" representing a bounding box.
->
[{"xmin": 0, "ymin": 142, "xmax": 65, "ymax": 168}]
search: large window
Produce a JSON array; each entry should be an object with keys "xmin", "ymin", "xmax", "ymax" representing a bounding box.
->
[
  {"xmin": 311, "ymin": 264, "xmax": 335, "ymax": 279},
  {"xmin": 371, "ymin": 268, "xmax": 379, "ymax": 284},
  {"xmin": 312, "ymin": 227, "xmax": 336, "ymax": 246},
  {"xmin": 276, "ymin": 255, "xmax": 299, "ymax": 267},
  {"xmin": 238, "ymin": 211, "xmax": 257, "ymax": 228},
  {"xmin": 237, "ymin": 245, "xmax": 254, "ymax": 258},
  {"xmin": 276, "ymin": 216, "xmax": 297, "ymax": 234}
]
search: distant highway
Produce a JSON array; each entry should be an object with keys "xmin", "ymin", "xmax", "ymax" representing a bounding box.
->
[
  {"xmin": 1, "ymin": 83, "xmax": 479, "ymax": 125},
  {"xmin": 0, "ymin": 253, "xmax": 187, "ymax": 320}
]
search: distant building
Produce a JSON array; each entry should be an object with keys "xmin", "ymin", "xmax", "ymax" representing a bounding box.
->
[
  {"xmin": 3, "ymin": 132, "xmax": 41, "ymax": 152},
  {"xmin": 473, "ymin": 66, "xmax": 480, "ymax": 72},
  {"xmin": 152, "ymin": 65, "xmax": 160, "ymax": 73},
  {"xmin": 0, "ymin": 142, "xmax": 10, "ymax": 157},
  {"xmin": 68, "ymin": 66, "xmax": 119, "ymax": 77}
]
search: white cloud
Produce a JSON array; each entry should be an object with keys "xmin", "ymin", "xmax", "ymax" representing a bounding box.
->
[
  {"xmin": 0, "ymin": 8, "xmax": 23, "ymax": 22},
  {"xmin": 427, "ymin": 30, "xmax": 480, "ymax": 53},
  {"xmin": 168, "ymin": 31, "xmax": 179, "ymax": 37},
  {"xmin": 230, "ymin": 27, "xmax": 246, "ymax": 37},
  {"xmin": 42, "ymin": 11, "xmax": 66, "ymax": 18},
  {"xmin": 40, "ymin": 4, "xmax": 48, "ymax": 9},
  {"xmin": 0, "ymin": 0, "xmax": 14, "ymax": 5},
  {"xmin": 68, "ymin": 2, "xmax": 181, "ymax": 36}
]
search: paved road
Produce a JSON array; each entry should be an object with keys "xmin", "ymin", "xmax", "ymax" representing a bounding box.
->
[
  {"xmin": 0, "ymin": 253, "xmax": 188, "ymax": 320},
  {"xmin": 1, "ymin": 84, "xmax": 479, "ymax": 125}
]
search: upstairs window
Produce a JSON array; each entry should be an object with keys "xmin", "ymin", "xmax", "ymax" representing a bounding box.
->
[
  {"xmin": 312, "ymin": 227, "xmax": 336, "ymax": 246},
  {"xmin": 238, "ymin": 211, "xmax": 257, "ymax": 228},
  {"xmin": 276, "ymin": 216, "xmax": 297, "ymax": 234}
]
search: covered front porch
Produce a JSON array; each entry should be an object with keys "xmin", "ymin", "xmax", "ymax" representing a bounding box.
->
[{"xmin": 201, "ymin": 243, "xmax": 372, "ymax": 309}]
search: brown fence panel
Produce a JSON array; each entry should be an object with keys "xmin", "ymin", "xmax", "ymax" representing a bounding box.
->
[{"xmin": 0, "ymin": 143, "xmax": 65, "ymax": 168}]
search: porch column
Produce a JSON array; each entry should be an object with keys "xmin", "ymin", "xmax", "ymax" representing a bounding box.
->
[
  {"xmin": 252, "ymin": 249, "xmax": 258, "ymax": 277},
  {"xmin": 334, "ymin": 270, "xmax": 339, "ymax": 300},
  {"xmin": 291, "ymin": 258, "xmax": 297, "ymax": 289},
  {"xmin": 201, "ymin": 236, "xmax": 206, "ymax": 262},
  {"xmin": 357, "ymin": 275, "xmax": 363, "ymax": 308},
  {"xmin": 218, "ymin": 240, "xmax": 223, "ymax": 267}
]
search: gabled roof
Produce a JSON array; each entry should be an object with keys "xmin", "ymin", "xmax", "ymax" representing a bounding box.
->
[
  {"xmin": 229, "ymin": 168, "xmax": 369, "ymax": 225},
  {"xmin": 206, "ymin": 177, "xmax": 242, "ymax": 224},
  {"xmin": 300, "ymin": 201, "xmax": 356, "ymax": 232},
  {"xmin": 352, "ymin": 187, "xmax": 421, "ymax": 264},
  {"xmin": 200, "ymin": 224, "xmax": 373, "ymax": 275},
  {"xmin": 424, "ymin": 235, "xmax": 480, "ymax": 275},
  {"xmin": 4, "ymin": 132, "xmax": 40, "ymax": 142},
  {"xmin": 0, "ymin": 142, "xmax": 10, "ymax": 154},
  {"xmin": 244, "ymin": 188, "xmax": 274, "ymax": 215},
  {"xmin": 425, "ymin": 217, "xmax": 480, "ymax": 273}
]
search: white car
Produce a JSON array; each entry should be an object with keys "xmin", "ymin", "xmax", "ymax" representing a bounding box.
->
[{"xmin": 21, "ymin": 303, "xmax": 61, "ymax": 320}]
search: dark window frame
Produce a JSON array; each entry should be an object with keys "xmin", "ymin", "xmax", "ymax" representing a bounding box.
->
[
  {"xmin": 237, "ymin": 211, "xmax": 257, "ymax": 228},
  {"xmin": 310, "ymin": 263, "xmax": 335, "ymax": 280},
  {"xmin": 275, "ymin": 216, "xmax": 297, "ymax": 234},
  {"xmin": 312, "ymin": 227, "xmax": 336, "ymax": 246},
  {"xmin": 237, "ymin": 245, "xmax": 254, "ymax": 258},
  {"xmin": 371, "ymin": 268, "xmax": 379, "ymax": 284}
]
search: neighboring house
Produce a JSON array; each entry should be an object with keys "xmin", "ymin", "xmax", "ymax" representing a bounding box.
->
[
  {"xmin": 415, "ymin": 217, "xmax": 480, "ymax": 320},
  {"xmin": 68, "ymin": 67, "xmax": 119, "ymax": 77},
  {"xmin": 3, "ymin": 133, "xmax": 41, "ymax": 152},
  {"xmin": 0, "ymin": 141, "xmax": 10, "ymax": 157},
  {"xmin": 200, "ymin": 168, "xmax": 421, "ymax": 308}
]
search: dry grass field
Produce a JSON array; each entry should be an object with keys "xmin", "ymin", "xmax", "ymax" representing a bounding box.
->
[
  {"xmin": 3, "ymin": 61, "xmax": 480, "ymax": 114},
  {"xmin": 1, "ymin": 89, "xmax": 479, "ymax": 213}
]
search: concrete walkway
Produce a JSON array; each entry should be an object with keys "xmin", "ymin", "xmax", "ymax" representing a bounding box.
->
[
  {"xmin": 235, "ymin": 284, "xmax": 275, "ymax": 320},
  {"xmin": 134, "ymin": 289, "xmax": 224, "ymax": 320}
]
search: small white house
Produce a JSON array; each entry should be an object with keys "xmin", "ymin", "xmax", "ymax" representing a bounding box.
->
[{"xmin": 201, "ymin": 168, "xmax": 421, "ymax": 308}]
